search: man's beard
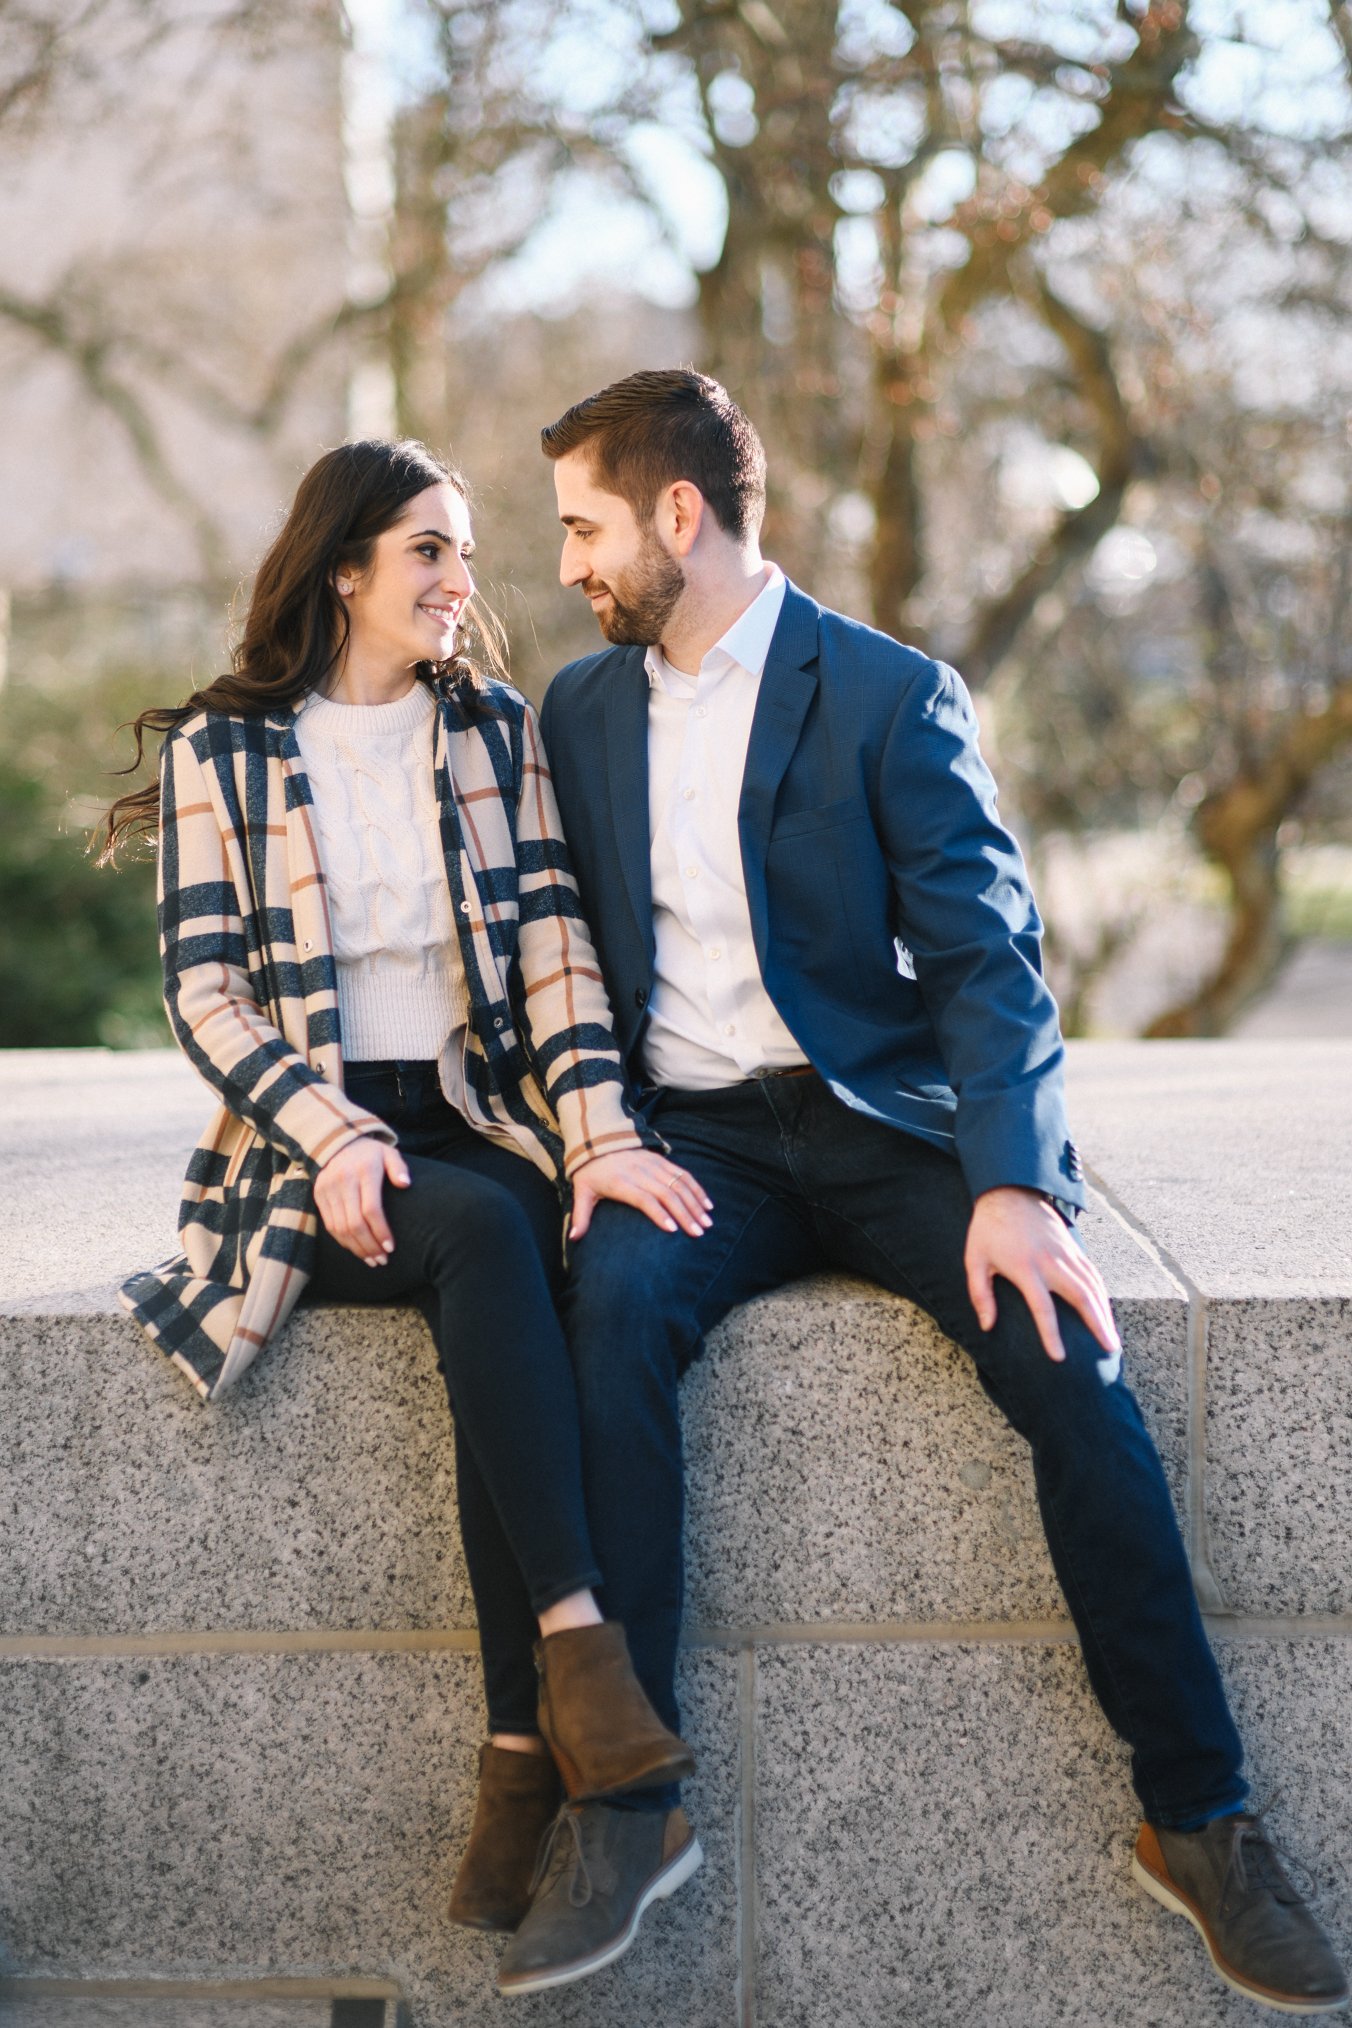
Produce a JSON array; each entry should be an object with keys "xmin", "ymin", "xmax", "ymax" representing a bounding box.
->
[{"xmin": 585, "ymin": 536, "xmax": 685, "ymax": 646}]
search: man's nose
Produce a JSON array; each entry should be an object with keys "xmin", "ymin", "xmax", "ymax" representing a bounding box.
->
[{"xmin": 559, "ymin": 540, "xmax": 587, "ymax": 588}]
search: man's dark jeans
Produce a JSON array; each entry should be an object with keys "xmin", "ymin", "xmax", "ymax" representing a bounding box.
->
[
  {"xmin": 308, "ymin": 1059, "xmax": 600, "ymax": 1733},
  {"xmin": 558, "ymin": 1071, "xmax": 1248, "ymax": 1829}
]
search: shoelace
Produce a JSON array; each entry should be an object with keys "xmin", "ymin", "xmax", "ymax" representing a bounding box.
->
[
  {"xmin": 1220, "ymin": 1799, "xmax": 1313, "ymax": 1915},
  {"xmin": 529, "ymin": 1802, "xmax": 594, "ymax": 1910}
]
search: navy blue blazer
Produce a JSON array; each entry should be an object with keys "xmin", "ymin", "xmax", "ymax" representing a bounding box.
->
[{"xmin": 539, "ymin": 580, "xmax": 1084, "ymax": 1210}]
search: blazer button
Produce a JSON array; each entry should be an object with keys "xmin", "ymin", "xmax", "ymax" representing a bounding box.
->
[{"xmin": 635, "ymin": 988, "xmax": 648, "ymax": 1008}]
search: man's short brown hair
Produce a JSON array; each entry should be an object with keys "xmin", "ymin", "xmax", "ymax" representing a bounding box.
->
[{"xmin": 540, "ymin": 368, "xmax": 767, "ymax": 541}]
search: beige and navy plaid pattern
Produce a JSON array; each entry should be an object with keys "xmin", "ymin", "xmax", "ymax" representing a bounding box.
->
[{"xmin": 121, "ymin": 677, "xmax": 648, "ymax": 1402}]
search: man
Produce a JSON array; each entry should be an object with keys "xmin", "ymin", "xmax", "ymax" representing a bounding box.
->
[{"xmin": 494, "ymin": 369, "xmax": 1347, "ymax": 2012}]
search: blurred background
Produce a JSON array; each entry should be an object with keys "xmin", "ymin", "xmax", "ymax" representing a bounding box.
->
[{"xmin": 1, "ymin": 0, "xmax": 1349, "ymax": 1050}]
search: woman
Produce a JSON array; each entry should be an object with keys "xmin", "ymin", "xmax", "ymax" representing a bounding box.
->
[{"xmin": 102, "ymin": 438, "xmax": 712, "ymax": 1943}]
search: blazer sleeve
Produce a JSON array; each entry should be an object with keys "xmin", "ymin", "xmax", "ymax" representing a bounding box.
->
[
  {"xmin": 877, "ymin": 660, "xmax": 1081, "ymax": 1207},
  {"xmin": 157, "ymin": 726, "xmax": 395, "ymax": 1175},
  {"xmin": 514, "ymin": 703, "xmax": 653, "ymax": 1177}
]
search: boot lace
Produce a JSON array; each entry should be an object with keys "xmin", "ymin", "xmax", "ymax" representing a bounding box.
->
[
  {"xmin": 530, "ymin": 1802, "xmax": 594, "ymax": 1910},
  {"xmin": 1221, "ymin": 1798, "xmax": 1314, "ymax": 1916}
]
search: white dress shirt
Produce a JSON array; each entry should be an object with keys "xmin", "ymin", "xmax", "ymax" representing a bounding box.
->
[{"xmin": 642, "ymin": 565, "xmax": 810, "ymax": 1089}]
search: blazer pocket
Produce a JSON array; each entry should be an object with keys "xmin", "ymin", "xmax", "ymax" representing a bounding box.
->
[{"xmin": 770, "ymin": 797, "xmax": 863, "ymax": 842}]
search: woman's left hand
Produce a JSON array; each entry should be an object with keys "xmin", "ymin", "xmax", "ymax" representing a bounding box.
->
[{"xmin": 570, "ymin": 1149, "xmax": 713, "ymax": 1241}]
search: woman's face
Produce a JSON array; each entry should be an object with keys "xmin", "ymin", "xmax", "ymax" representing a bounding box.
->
[{"xmin": 338, "ymin": 481, "xmax": 475, "ymax": 669}]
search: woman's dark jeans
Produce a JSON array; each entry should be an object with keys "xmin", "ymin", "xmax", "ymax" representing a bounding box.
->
[{"xmin": 307, "ymin": 1059, "xmax": 596, "ymax": 1733}]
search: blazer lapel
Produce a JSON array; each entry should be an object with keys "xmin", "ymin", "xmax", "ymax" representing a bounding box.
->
[
  {"xmin": 603, "ymin": 648, "xmax": 656, "ymax": 970},
  {"xmin": 738, "ymin": 583, "xmax": 820, "ymax": 964}
]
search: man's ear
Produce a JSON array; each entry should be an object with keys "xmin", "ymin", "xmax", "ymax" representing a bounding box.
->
[{"xmin": 659, "ymin": 480, "xmax": 705, "ymax": 557}]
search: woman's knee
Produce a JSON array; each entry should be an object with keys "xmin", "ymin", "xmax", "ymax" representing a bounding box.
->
[{"xmin": 409, "ymin": 1166, "xmax": 542, "ymax": 1280}]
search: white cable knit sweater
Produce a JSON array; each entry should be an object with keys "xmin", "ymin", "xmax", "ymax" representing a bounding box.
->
[{"xmin": 294, "ymin": 682, "xmax": 468, "ymax": 1062}]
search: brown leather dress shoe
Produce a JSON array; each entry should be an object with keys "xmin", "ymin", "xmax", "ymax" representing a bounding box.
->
[
  {"xmin": 447, "ymin": 1742, "xmax": 562, "ymax": 1932},
  {"xmin": 535, "ymin": 1621, "xmax": 695, "ymax": 1800},
  {"xmin": 1134, "ymin": 1815, "xmax": 1349, "ymax": 2014}
]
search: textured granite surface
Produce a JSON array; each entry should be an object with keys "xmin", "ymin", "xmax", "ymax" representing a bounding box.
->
[
  {"xmin": 3, "ymin": 1228, "xmax": 1184, "ymax": 1642},
  {"xmin": 0, "ymin": 1050, "xmax": 210, "ymax": 1317},
  {"xmin": 685, "ymin": 1281, "xmax": 1187, "ymax": 1628},
  {"xmin": 0, "ymin": 2005, "xmax": 334, "ymax": 2025},
  {"xmin": 754, "ymin": 1638, "xmax": 1352, "ymax": 2028},
  {"xmin": 0, "ymin": 1309, "xmax": 474, "ymax": 1636},
  {"xmin": 1204, "ymin": 1297, "xmax": 1352, "ymax": 1615},
  {"xmin": 1066, "ymin": 1039, "xmax": 1352, "ymax": 1298},
  {"xmin": 0, "ymin": 1648, "xmax": 737, "ymax": 2027}
]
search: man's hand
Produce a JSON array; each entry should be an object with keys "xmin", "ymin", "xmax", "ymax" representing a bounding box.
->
[
  {"xmin": 965, "ymin": 1186, "xmax": 1120, "ymax": 1364},
  {"xmin": 314, "ymin": 1136, "xmax": 411, "ymax": 1265},
  {"xmin": 570, "ymin": 1148, "xmax": 713, "ymax": 1241}
]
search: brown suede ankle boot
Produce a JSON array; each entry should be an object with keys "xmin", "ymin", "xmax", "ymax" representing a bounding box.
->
[
  {"xmin": 535, "ymin": 1621, "xmax": 696, "ymax": 1801},
  {"xmin": 447, "ymin": 1742, "xmax": 562, "ymax": 1932}
]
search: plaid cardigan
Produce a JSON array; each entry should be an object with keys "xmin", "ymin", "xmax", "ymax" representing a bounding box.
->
[{"xmin": 121, "ymin": 676, "xmax": 649, "ymax": 1401}]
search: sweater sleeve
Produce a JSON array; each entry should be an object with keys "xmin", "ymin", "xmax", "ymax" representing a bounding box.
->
[
  {"xmin": 157, "ymin": 726, "xmax": 395, "ymax": 1175},
  {"xmin": 513, "ymin": 703, "xmax": 653, "ymax": 1177}
]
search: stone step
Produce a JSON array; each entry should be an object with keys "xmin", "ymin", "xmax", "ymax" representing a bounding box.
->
[
  {"xmin": 0, "ymin": 1990, "xmax": 400, "ymax": 2027},
  {"xmin": 1, "ymin": 1637, "xmax": 1348, "ymax": 2026}
]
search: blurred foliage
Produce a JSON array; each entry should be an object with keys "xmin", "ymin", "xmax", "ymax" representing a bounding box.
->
[
  {"xmin": 0, "ymin": 603, "xmax": 223, "ymax": 1048},
  {"xmin": 0, "ymin": 747, "xmax": 162, "ymax": 1048}
]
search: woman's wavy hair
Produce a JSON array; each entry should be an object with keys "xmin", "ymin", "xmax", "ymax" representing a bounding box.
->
[{"xmin": 100, "ymin": 438, "xmax": 507, "ymax": 862}]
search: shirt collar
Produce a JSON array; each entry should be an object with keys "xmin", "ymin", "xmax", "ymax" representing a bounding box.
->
[{"xmin": 645, "ymin": 564, "xmax": 786, "ymax": 692}]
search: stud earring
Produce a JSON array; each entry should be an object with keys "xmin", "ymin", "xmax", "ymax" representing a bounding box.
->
[{"xmin": 336, "ymin": 580, "xmax": 352, "ymax": 595}]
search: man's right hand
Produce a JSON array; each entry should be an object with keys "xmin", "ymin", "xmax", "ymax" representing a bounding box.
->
[{"xmin": 314, "ymin": 1136, "xmax": 411, "ymax": 1265}]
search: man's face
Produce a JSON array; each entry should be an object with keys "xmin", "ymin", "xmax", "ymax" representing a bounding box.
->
[{"xmin": 554, "ymin": 450, "xmax": 684, "ymax": 646}]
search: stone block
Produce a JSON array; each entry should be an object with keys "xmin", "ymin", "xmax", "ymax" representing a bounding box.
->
[
  {"xmin": 0, "ymin": 2003, "xmax": 333, "ymax": 2026},
  {"xmin": 684, "ymin": 1269, "xmax": 1187, "ymax": 1631},
  {"xmin": 0, "ymin": 1309, "xmax": 474, "ymax": 1637},
  {"xmin": 1066, "ymin": 1040, "xmax": 1352, "ymax": 1299},
  {"xmin": 0, "ymin": 1050, "xmax": 210, "ymax": 1318},
  {"xmin": 0, "ymin": 1648, "xmax": 737, "ymax": 2028},
  {"xmin": 1205, "ymin": 1297, "xmax": 1352, "ymax": 1615},
  {"xmin": 753, "ymin": 1637, "xmax": 1352, "ymax": 2028},
  {"xmin": 3, "ymin": 1200, "xmax": 1186, "ymax": 1645}
]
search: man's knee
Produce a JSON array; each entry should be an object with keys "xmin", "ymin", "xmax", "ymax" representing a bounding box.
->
[{"xmin": 563, "ymin": 1202, "xmax": 695, "ymax": 1397}]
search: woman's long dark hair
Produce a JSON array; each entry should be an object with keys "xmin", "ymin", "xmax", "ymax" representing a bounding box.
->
[{"xmin": 100, "ymin": 438, "xmax": 507, "ymax": 861}]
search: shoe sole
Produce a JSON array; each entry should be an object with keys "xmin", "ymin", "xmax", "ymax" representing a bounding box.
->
[
  {"xmin": 497, "ymin": 1834, "xmax": 704, "ymax": 1996},
  {"xmin": 1131, "ymin": 1854, "xmax": 1350, "ymax": 2016},
  {"xmin": 579, "ymin": 1748, "xmax": 696, "ymax": 1801}
]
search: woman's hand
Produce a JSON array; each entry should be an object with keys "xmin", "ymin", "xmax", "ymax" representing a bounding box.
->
[
  {"xmin": 570, "ymin": 1149, "xmax": 713, "ymax": 1241},
  {"xmin": 314, "ymin": 1135, "xmax": 411, "ymax": 1265}
]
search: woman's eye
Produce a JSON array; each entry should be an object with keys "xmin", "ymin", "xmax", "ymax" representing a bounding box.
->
[{"xmin": 418, "ymin": 543, "xmax": 440, "ymax": 559}]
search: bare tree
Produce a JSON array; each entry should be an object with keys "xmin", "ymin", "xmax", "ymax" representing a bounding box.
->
[{"xmin": 395, "ymin": 0, "xmax": 1352, "ymax": 1029}]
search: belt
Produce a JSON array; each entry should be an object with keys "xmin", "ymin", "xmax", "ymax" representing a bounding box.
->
[{"xmin": 752, "ymin": 1064, "xmax": 816, "ymax": 1080}]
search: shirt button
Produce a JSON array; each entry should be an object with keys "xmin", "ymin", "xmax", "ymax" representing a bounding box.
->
[
  {"xmin": 493, "ymin": 1016, "xmax": 504, "ymax": 1030},
  {"xmin": 685, "ymin": 866, "xmax": 698, "ymax": 879},
  {"xmin": 710, "ymin": 948, "xmax": 722, "ymax": 961},
  {"xmin": 681, "ymin": 787, "xmax": 695, "ymax": 801},
  {"xmin": 460, "ymin": 901, "xmax": 471, "ymax": 914},
  {"xmin": 723, "ymin": 1023, "xmax": 735, "ymax": 1036},
  {"xmin": 303, "ymin": 939, "xmax": 313, "ymax": 952},
  {"xmin": 694, "ymin": 706, "xmax": 707, "ymax": 718}
]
